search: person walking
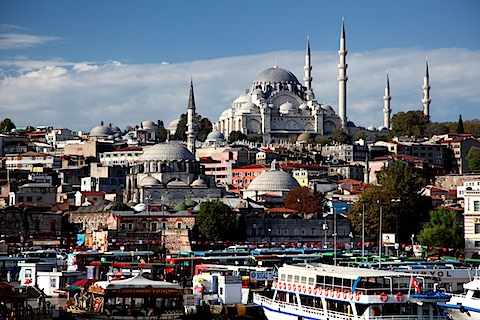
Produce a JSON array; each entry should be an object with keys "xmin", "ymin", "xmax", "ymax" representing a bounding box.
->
[{"xmin": 5, "ymin": 271, "xmax": 10, "ymax": 283}]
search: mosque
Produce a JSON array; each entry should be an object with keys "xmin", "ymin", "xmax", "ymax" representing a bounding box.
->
[{"xmin": 213, "ymin": 19, "xmax": 431, "ymax": 144}]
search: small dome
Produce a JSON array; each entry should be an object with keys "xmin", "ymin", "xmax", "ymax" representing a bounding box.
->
[
  {"xmin": 191, "ymin": 177, "xmax": 207, "ymax": 188},
  {"xmin": 378, "ymin": 126, "xmax": 388, "ymax": 131},
  {"xmin": 110, "ymin": 124, "xmax": 121, "ymax": 133},
  {"xmin": 299, "ymin": 103, "xmax": 309, "ymax": 111},
  {"xmin": 173, "ymin": 202, "xmax": 188, "ymax": 212},
  {"xmin": 206, "ymin": 131, "xmax": 225, "ymax": 141},
  {"xmin": 254, "ymin": 67, "xmax": 300, "ymax": 84},
  {"xmin": 247, "ymin": 162, "xmax": 300, "ymax": 192},
  {"xmin": 367, "ymin": 126, "xmax": 377, "ymax": 131},
  {"xmin": 297, "ymin": 132, "xmax": 313, "ymax": 143},
  {"xmin": 90, "ymin": 121, "xmax": 114, "ymax": 137},
  {"xmin": 138, "ymin": 176, "xmax": 160, "ymax": 187},
  {"xmin": 185, "ymin": 199, "xmax": 198, "ymax": 207},
  {"xmin": 321, "ymin": 104, "xmax": 334, "ymax": 112},
  {"xmin": 279, "ymin": 101, "xmax": 297, "ymax": 114},
  {"xmin": 141, "ymin": 120, "xmax": 157, "ymax": 131},
  {"xmin": 252, "ymin": 88, "xmax": 263, "ymax": 96},
  {"xmin": 140, "ymin": 143, "xmax": 194, "ymax": 161}
]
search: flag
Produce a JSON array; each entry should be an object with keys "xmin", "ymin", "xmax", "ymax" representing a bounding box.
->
[{"xmin": 411, "ymin": 277, "xmax": 421, "ymax": 293}]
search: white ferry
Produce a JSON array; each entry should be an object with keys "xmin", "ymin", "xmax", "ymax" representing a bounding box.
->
[
  {"xmin": 253, "ymin": 263, "xmax": 451, "ymax": 320},
  {"xmin": 438, "ymin": 272, "xmax": 480, "ymax": 320}
]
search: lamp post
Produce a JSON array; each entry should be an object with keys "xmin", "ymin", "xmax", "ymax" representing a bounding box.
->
[
  {"xmin": 377, "ymin": 200, "xmax": 383, "ymax": 268},
  {"xmin": 333, "ymin": 208, "xmax": 337, "ymax": 266},
  {"xmin": 322, "ymin": 219, "xmax": 328, "ymax": 249},
  {"xmin": 145, "ymin": 195, "xmax": 153, "ymax": 262},
  {"xmin": 361, "ymin": 200, "xmax": 365, "ymax": 258},
  {"xmin": 161, "ymin": 190, "xmax": 170, "ymax": 263}
]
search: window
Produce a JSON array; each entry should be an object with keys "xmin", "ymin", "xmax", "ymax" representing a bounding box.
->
[
  {"xmin": 475, "ymin": 241, "xmax": 480, "ymax": 247},
  {"xmin": 128, "ymin": 223, "xmax": 133, "ymax": 230},
  {"xmin": 151, "ymin": 222, "xmax": 157, "ymax": 231},
  {"xmin": 121, "ymin": 224, "xmax": 126, "ymax": 230},
  {"xmin": 474, "ymin": 224, "xmax": 480, "ymax": 234},
  {"xmin": 474, "ymin": 201, "xmax": 480, "ymax": 212},
  {"xmin": 50, "ymin": 277, "xmax": 56, "ymax": 288}
]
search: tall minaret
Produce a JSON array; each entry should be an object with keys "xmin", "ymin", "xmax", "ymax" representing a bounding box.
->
[
  {"xmin": 187, "ymin": 78, "xmax": 196, "ymax": 158},
  {"xmin": 338, "ymin": 18, "xmax": 348, "ymax": 129},
  {"xmin": 304, "ymin": 36, "xmax": 313, "ymax": 91},
  {"xmin": 383, "ymin": 72, "xmax": 392, "ymax": 129},
  {"xmin": 422, "ymin": 59, "xmax": 431, "ymax": 120}
]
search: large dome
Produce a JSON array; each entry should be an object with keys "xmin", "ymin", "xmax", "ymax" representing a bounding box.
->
[
  {"xmin": 247, "ymin": 163, "xmax": 300, "ymax": 192},
  {"xmin": 140, "ymin": 143, "xmax": 195, "ymax": 161},
  {"xmin": 254, "ymin": 67, "xmax": 299, "ymax": 84}
]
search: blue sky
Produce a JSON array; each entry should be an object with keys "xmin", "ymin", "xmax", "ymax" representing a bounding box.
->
[{"xmin": 1, "ymin": 0, "xmax": 479, "ymax": 132}]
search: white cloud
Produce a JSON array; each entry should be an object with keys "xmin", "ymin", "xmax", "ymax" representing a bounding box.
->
[
  {"xmin": 0, "ymin": 47, "xmax": 479, "ymax": 132},
  {"xmin": 0, "ymin": 33, "xmax": 60, "ymax": 50}
]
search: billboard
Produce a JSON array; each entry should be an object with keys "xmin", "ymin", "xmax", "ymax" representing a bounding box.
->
[{"xmin": 382, "ymin": 233, "xmax": 396, "ymax": 245}]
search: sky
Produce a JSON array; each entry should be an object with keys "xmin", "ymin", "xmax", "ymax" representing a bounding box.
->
[{"xmin": 1, "ymin": 0, "xmax": 479, "ymax": 133}]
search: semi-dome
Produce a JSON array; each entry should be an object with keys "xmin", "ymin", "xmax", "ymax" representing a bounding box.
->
[
  {"xmin": 254, "ymin": 66, "xmax": 300, "ymax": 84},
  {"xmin": 241, "ymin": 102, "xmax": 259, "ymax": 113},
  {"xmin": 138, "ymin": 176, "xmax": 160, "ymax": 187},
  {"xmin": 90, "ymin": 121, "xmax": 114, "ymax": 137},
  {"xmin": 233, "ymin": 93, "xmax": 251, "ymax": 104},
  {"xmin": 299, "ymin": 103, "xmax": 309, "ymax": 111},
  {"xmin": 321, "ymin": 104, "xmax": 335, "ymax": 112},
  {"xmin": 140, "ymin": 143, "xmax": 195, "ymax": 161},
  {"xmin": 279, "ymin": 101, "xmax": 297, "ymax": 114},
  {"xmin": 247, "ymin": 161, "xmax": 300, "ymax": 192},
  {"xmin": 191, "ymin": 177, "xmax": 207, "ymax": 188}
]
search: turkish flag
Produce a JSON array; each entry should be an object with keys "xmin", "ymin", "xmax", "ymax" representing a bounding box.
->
[{"xmin": 411, "ymin": 277, "xmax": 421, "ymax": 293}]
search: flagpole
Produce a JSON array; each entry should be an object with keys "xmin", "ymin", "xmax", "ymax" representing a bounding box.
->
[{"xmin": 408, "ymin": 275, "xmax": 413, "ymax": 299}]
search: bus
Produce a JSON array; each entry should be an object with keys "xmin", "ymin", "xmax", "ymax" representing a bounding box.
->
[
  {"xmin": 0, "ymin": 257, "xmax": 34, "ymax": 281},
  {"xmin": 72, "ymin": 251, "xmax": 155, "ymax": 271}
]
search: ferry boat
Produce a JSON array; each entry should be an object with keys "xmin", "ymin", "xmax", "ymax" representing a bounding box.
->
[
  {"xmin": 438, "ymin": 273, "xmax": 480, "ymax": 320},
  {"xmin": 253, "ymin": 263, "xmax": 451, "ymax": 320}
]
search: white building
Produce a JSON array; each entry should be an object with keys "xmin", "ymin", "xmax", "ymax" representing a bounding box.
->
[{"xmin": 461, "ymin": 179, "xmax": 480, "ymax": 258}]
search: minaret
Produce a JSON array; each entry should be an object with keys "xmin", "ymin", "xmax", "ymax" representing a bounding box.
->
[
  {"xmin": 422, "ymin": 59, "xmax": 431, "ymax": 120},
  {"xmin": 304, "ymin": 36, "xmax": 313, "ymax": 91},
  {"xmin": 187, "ymin": 78, "xmax": 196, "ymax": 158},
  {"xmin": 383, "ymin": 72, "xmax": 392, "ymax": 129},
  {"xmin": 338, "ymin": 18, "xmax": 348, "ymax": 129}
]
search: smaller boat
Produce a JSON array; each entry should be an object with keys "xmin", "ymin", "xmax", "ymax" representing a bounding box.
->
[{"xmin": 438, "ymin": 272, "xmax": 480, "ymax": 320}]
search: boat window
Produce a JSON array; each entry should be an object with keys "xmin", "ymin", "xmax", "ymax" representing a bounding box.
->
[
  {"xmin": 300, "ymin": 276, "xmax": 307, "ymax": 285},
  {"xmin": 287, "ymin": 274, "xmax": 292, "ymax": 282},
  {"xmin": 308, "ymin": 277, "xmax": 314, "ymax": 286},
  {"xmin": 294, "ymin": 275, "xmax": 300, "ymax": 283},
  {"xmin": 280, "ymin": 274, "xmax": 286, "ymax": 282}
]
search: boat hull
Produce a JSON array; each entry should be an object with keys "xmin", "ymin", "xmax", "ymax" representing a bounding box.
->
[{"xmin": 440, "ymin": 302, "xmax": 480, "ymax": 320}]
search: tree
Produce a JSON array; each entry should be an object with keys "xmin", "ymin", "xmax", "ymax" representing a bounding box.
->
[
  {"xmin": 173, "ymin": 114, "xmax": 187, "ymax": 141},
  {"xmin": 172, "ymin": 113, "xmax": 212, "ymax": 142},
  {"xmin": 285, "ymin": 186, "xmax": 325, "ymax": 218},
  {"xmin": 156, "ymin": 120, "xmax": 168, "ymax": 142},
  {"xmin": 467, "ymin": 146, "xmax": 480, "ymax": 172},
  {"xmin": 390, "ymin": 110, "xmax": 428, "ymax": 138},
  {"xmin": 418, "ymin": 207, "xmax": 463, "ymax": 249},
  {"xmin": 246, "ymin": 134, "xmax": 263, "ymax": 144},
  {"xmin": 456, "ymin": 114, "xmax": 465, "ymax": 134},
  {"xmin": 196, "ymin": 117, "xmax": 212, "ymax": 142},
  {"xmin": 228, "ymin": 130, "xmax": 247, "ymax": 143},
  {"xmin": 0, "ymin": 118, "xmax": 15, "ymax": 132},
  {"xmin": 196, "ymin": 201, "xmax": 239, "ymax": 241},
  {"xmin": 329, "ymin": 126, "xmax": 351, "ymax": 145},
  {"xmin": 348, "ymin": 161, "xmax": 429, "ymax": 243}
]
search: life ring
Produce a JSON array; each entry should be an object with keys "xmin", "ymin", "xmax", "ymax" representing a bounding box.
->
[
  {"xmin": 330, "ymin": 289, "xmax": 335, "ymax": 298},
  {"xmin": 297, "ymin": 285, "xmax": 302, "ymax": 293},
  {"xmin": 342, "ymin": 291, "xmax": 348, "ymax": 299},
  {"xmin": 348, "ymin": 291, "xmax": 354, "ymax": 300},
  {"xmin": 379, "ymin": 292, "xmax": 388, "ymax": 302},
  {"xmin": 302, "ymin": 285, "xmax": 306, "ymax": 293},
  {"xmin": 336, "ymin": 289, "xmax": 341, "ymax": 298},
  {"xmin": 283, "ymin": 283, "xmax": 287, "ymax": 290},
  {"xmin": 93, "ymin": 300, "xmax": 101, "ymax": 313},
  {"xmin": 292, "ymin": 284, "xmax": 296, "ymax": 291},
  {"xmin": 355, "ymin": 292, "xmax": 361, "ymax": 301},
  {"xmin": 313, "ymin": 287, "xmax": 318, "ymax": 295},
  {"xmin": 273, "ymin": 281, "xmax": 277, "ymax": 288},
  {"xmin": 288, "ymin": 284, "xmax": 292, "ymax": 291},
  {"xmin": 308, "ymin": 286, "xmax": 312, "ymax": 294},
  {"xmin": 395, "ymin": 292, "xmax": 404, "ymax": 302}
]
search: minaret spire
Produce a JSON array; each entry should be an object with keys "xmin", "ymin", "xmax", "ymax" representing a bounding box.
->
[
  {"xmin": 383, "ymin": 71, "xmax": 392, "ymax": 129},
  {"xmin": 304, "ymin": 36, "xmax": 312, "ymax": 91},
  {"xmin": 187, "ymin": 77, "xmax": 196, "ymax": 158},
  {"xmin": 338, "ymin": 17, "xmax": 348, "ymax": 129},
  {"xmin": 422, "ymin": 58, "xmax": 431, "ymax": 121}
]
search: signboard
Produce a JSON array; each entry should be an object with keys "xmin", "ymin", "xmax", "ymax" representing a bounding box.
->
[
  {"xmin": 249, "ymin": 271, "xmax": 275, "ymax": 281},
  {"xmin": 382, "ymin": 233, "xmax": 396, "ymax": 245}
]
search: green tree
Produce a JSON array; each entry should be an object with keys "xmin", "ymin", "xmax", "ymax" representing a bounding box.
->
[
  {"xmin": 348, "ymin": 161, "xmax": 429, "ymax": 242},
  {"xmin": 390, "ymin": 110, "xmax": 428, "ymax": 138},
  {"xmin": 228, "ymin": 130, "xmax": 247, "ymax": 143},
  {"xmin": 0, "ymin": 118, "xmax": 15, "ymax": 132},
  {"xmin": 418, "ymin": 207, "xmax": 463, "ymax": 249},
  {"xmin": 456, "ymin": 115, "xmax": 465, "ymax": 134},
  {"xmin": 329, "ymin": 126, "xmax": 351, "ymax": 145},
  {"xmin": 425, "ymin": 121, "xmax": 450, "ymax": 137},
  {"xmin": 173, "ymin": 114, "xmax": 187, "ymax": 141},
  {"xmin": 172, "ymin": 114, "xmax": 212, "ymax": 142},
  {"xmin": 156, "ymin": 120, "xmax": 168, "ymax": 142},
  {"xmin": 196, "ymin": 117, "xmax": 212, "ymax": 142},
  {"xmin": 285, "ymin": 186, "xmax": 325, "ymax": 218},
  {"xmin": 196, "ymin": 201, "xmax": 239, "ymax": 241},
  {"xmin": 246, "ymin": 134, "xmax": 263, "ymax": 144},
  {"xmin": 467, "ymin": 146, "xmax": 480, "ymax": 172}
]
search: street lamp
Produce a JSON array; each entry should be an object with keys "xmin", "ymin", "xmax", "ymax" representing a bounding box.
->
[
  {"xmin": 160, "ymin": 190, "xmax": 170, "ymax": 263},
  {"xmin": 377, "ymin": 200, "xmax": 382, "ymax": 268},
  {"xmin": 333, "ymin": 206, "xmax": 347, "ymax": 266},
  {"xmin": 145, "ymin": 195, "xmax": 153, "ymax": 262},
  {"xmin": 361, "ymin": 200, "xmax": 365, "ymax": 258},
  {"xmin": 322, "ymin": 220, "xmax": 328, "ymax": 249}
]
